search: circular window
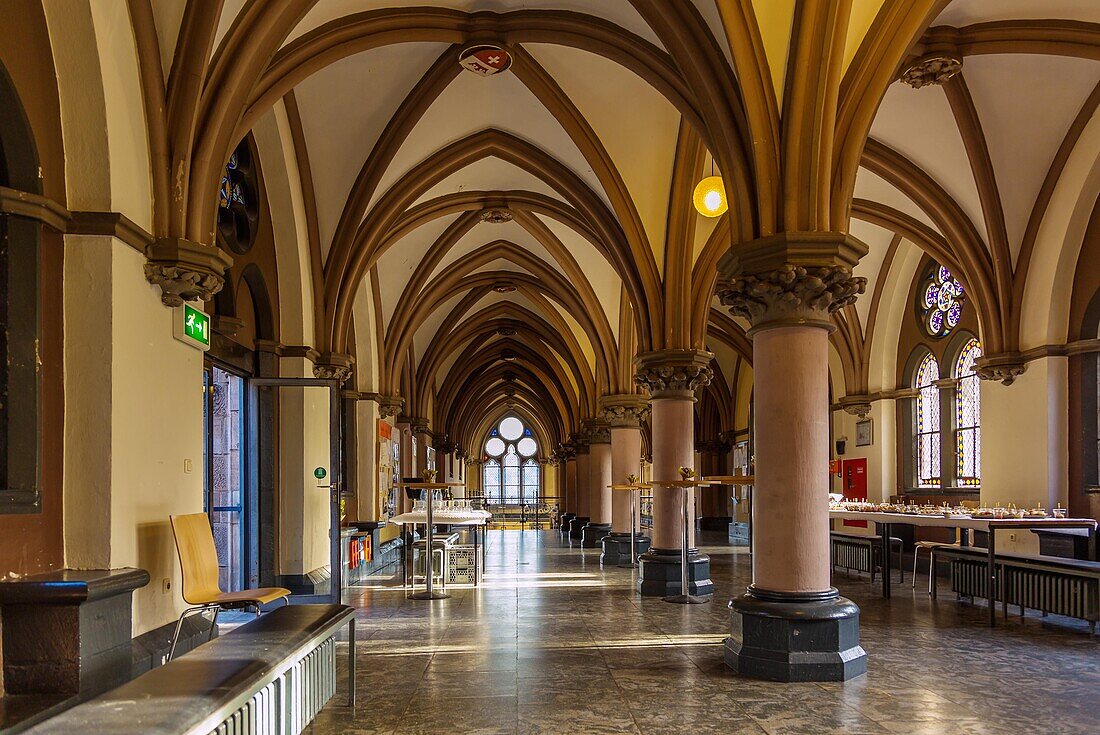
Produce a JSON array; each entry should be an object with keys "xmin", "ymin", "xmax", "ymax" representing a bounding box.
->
[
  {"xmin": 518, "ymin": 437, "xmax": 537, "ymax": 457},
  {"xmin": 486, "ymin": 437, "xmax": 506, "ymax": 457},
  {"xmin": 217, "ymin": 140, "xmax": 259, "ymax": 256},
  {"xmin": 919, "ymin": 264, "xmax": 964, "ymax": 339},
  {"xmin": 499, "ymin": 416, "xmax": 524, "ymax": 441}
]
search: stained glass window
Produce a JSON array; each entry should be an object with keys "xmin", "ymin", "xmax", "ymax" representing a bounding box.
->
[
  {"xmin": 216, "ymin": 140, "xmax": 257, "ymax": 256},
  {"xmin": 483, "ymin": 459, "xmax": 501, "ymax": 502},
  {"xmin": 915, "ymin": 352, "xmax": 941, "ymax": 487},
  {"xmin": 482, "ymin": 416, "xmax": 539, "ymax": 506},
  {"xmin": 955, "ymin": 339, "xmax": 982, "ymax": 485},
  {"xmin": 920, "ymin": 264, "xmax": 965, "ymax": 338}
]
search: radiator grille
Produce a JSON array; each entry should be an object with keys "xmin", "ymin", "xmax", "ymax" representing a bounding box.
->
[
  {"xmin": 1004, "ymin": 566, "xmax": 1098, "ymax": 621},
  {"xmin": 206, "ymin": 635, "xmax": 338, "ymax": 735},
  {"xmin": 831, "ymin": 539, "xmax": 873, "ymax": 575}
]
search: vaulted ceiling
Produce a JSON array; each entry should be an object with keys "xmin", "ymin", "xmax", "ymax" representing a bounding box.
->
[{"xmin": 139, "ymin": 0, "xmax": 1100, "ymax": 453}]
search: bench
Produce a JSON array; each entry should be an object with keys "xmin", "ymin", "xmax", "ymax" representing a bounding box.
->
[
  {"xmin": 830, "ymin": 531, "xmax": 904, "ymax": 585},
  {"xmin": 25, "ymin": 604, "xmax": 356, "ymax": 735},
  {"xmin": 935, "ymin": 545, "xmax": 1099, "ymax": 635}
]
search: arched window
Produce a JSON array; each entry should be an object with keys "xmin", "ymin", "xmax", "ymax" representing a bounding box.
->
[
  {"xmin": 914, "ymin": 353, "xmax": 941, "ymax": 487},
  {"xmin": 955, "ymin": 339, "xmax": 982, "ymax": 486},
  {"xmin": 482, "ymin": 416, "xmax": 539, "ymax": 504},
  {"xmin": 919, "ymin": 264, "xmax": 965, "ymax": 339}
]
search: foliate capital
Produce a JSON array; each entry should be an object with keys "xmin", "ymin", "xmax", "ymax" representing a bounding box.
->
[
  {"xmin": 975, "ymin": 353, "xmax": 1027, "ymax": 386},
  {"xmin": 716, "ymin": 232, "xmax": 867, "ymax": 331},
  {"xmin": 598, "ymin": 394, "xmax": 650, "ymax": 427},
  {"xmin": 373, "ymin": 394, "xmax": 404, "ymax": 418},
  {"xmin": 582, "ymin": 419, "xmax": 611, "ymax": 445},
  {"xmin": 633, "ymin": 349, "xmax": 714, "ymax": 398},
  {"xmin": 312, "ymin": 352, "xmax": 354, "ymax": 385},
  {"xmin": 144, "ymin": 237, "xmax": 233, "ymax": 307}
]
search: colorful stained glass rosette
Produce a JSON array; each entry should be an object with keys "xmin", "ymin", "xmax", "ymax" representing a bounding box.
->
[{"xmin": 921, "ymin": 265, "xmax": 965, "ymax": 337}]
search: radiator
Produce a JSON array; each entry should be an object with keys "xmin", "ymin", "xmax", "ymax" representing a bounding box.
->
[
  {"xmin": 831, "ymin": 538, "xmax": 873, "ymax": 575},
  {"xmin": 950, "ymin": 558, "xmax": 1099, "ymax": 629},
  {"xmin": 206, "ymin": 635, "xmax": 337, "ymax": 735}
]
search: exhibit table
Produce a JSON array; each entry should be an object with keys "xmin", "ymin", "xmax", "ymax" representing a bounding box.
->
[
  {"xmin": 608, "ymin": 481, "xmax": 650, "ymax": 569},
  {"xmin": 655, "ymin": 476, "xmax": 720, "ymax": 604},
  {"xmin": 829, "ymin": 509, "xmax": 1097, "ymax": 626},
  {"xmin": 391, "ymin": 507, "xmax": 490, "ymax": 592}
]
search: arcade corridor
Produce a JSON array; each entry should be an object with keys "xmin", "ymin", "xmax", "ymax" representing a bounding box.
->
[{"xmin": 308, "ymin": 532, "xmax": 1099, "ymax": 735}]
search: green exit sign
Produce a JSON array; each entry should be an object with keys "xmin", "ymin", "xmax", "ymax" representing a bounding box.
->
[{"xmin": 174, "ymin": 304, "xmax": 211, "ymax": 351}]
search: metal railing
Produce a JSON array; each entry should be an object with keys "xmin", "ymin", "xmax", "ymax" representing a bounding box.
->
[{"xmin": 468, "ymin": 495, "xmax": 561, "ymax": 529}]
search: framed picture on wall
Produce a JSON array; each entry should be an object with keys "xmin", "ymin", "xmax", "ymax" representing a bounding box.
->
[{"xmin": 856, "ymin": 419, "xmax": 873, "ymax": 447}]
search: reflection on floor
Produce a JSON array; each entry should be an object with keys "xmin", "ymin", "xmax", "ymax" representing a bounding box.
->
[{"xmin": 307, "ymin": 530, "xmax": 1099, "ymax": 735}]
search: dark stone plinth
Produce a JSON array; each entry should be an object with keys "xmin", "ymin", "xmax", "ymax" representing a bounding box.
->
[
  {"xmin": 558, "ymin": 513, "xmax": 576, "ymax": 537},
  {"xmin": 568, "ymin": 516, "xmax": 589, "ymax": 540},
  {"xmin": 724, "ymin": 586, "xmax": 867, "ymax": 682},
  {"xmin": 600, "ymin": 533, "xmax": 651, "ymax": 564},
  {"xmin": 0, "ymin": 568, "xmax": 149, "ymax": 697},
  {"xmin": 698, "ymin": 516, "xmax": 732, "ymax": 531},
  {"xmin": 637, "ymin": 548, "xmax": 713, "ymax": 596},
  {"xmin": 580, "ymin": 523, "xmax": 611, "ymax": 548}
]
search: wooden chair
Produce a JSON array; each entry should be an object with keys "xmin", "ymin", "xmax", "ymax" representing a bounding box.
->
[
  {"xmin": 913, "ymin": 500, "xmax": 981, "ymax": 593},
  {"xmin": 168, "ymin": 513, "xmax": 290, "ymax": 660}
]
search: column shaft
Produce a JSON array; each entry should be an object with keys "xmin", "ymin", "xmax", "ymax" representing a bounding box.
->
[
  {"xmin": 576, "ymin": 449, "xmax": 591, "ymax": 518},
  {"xmin": 588, "ymin": 442, "xmax": 612, "ymax": 524},
  {"xmin": 610, "ymin": 426, "xmax": 642, "ymax": 533},
  {"xmin": 650, "ymin": 397, "xmax": 696, "ymax": 550},
  {"xmin": 752, "ymin": 326, "xmax": 831, "ymax": 593}
]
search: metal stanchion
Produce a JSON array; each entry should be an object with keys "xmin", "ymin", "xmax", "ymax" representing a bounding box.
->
[
  {"xmin": 611, "ymin": 477, "xmax": 650, "ymax": 569},
  {"xmin": 662, "ymin": 469, "xmax": 718, "ymax": 604}
]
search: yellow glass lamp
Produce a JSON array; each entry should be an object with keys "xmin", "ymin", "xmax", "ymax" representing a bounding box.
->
[{"xmin": 692, "ymin": 175, "xmax": 727, "ymax": 217}]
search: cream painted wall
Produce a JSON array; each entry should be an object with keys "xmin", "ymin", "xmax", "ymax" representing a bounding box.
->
[
  {"xmin": 981, "ymin": 357, "xmax": 1069, "ymax": 554},
  {"xmin": 64, "ymin": 237, "xmax": 204, "ymax": 636},
  {"xmin": 831, "ymin": 400, "xmax": 897, "ymax": 506},
  {"xmin": 276, "ymin": 358, "xmax": 332, "ymax": 576},
  {"xmin": 354, "ymin": 401, "xmax": 380, "ymax": 521}
]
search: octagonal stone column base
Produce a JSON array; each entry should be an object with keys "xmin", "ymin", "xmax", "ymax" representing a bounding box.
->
[
  {"xmin": 568, "ymin": 516, "xmax": 589, "ymax": 540},
  {"xmin": 724, "ymin": 587, "xmax": 866, "ymax": 682},
  {"xmin": 637, "ymin": 548, "xmax": 713, "ymax": 597},
  {"xmin": 558, "ymin": 512, "xmax": 576, "ymax": 538},
  {"xmin": 580, "ymin": 522, "xmax": 611, "ymax": 548},
  {"xmin": 600, "ymin": 532, "xmax": 651, "ymax": 564}
]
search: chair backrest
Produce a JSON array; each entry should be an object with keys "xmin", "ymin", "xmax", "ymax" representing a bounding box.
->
[{"xmin": 170, "ymin": 513, "xmax": 224, "ymax": 604}]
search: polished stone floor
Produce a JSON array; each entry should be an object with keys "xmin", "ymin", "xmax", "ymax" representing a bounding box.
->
[{"xmin": 307, "ymin": 529, "xmax": 1099, "ymax": 734}]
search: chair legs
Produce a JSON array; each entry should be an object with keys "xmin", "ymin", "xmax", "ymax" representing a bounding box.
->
[
  {"xmin": 912, "ymin": 546, "xmax": 920, "ymax": 589},
  {"xmin": 168, "ymin": 605, "xmax": 218, "ymax": 661}
]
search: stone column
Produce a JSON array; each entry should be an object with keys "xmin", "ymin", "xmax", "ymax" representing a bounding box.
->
[
  {"xmin": 569, "ymin": 434, "xmax": 591, "ymax": 540},
  {"xmin": 633, "ymin": 350, "xmax": 714, "ymax": 596},
  {"xmin": 559, "ymin": 444, "xmax": 578, "ymax": 538},
  {"xmin": 395, "ymin": 418, "xmax": 414, "ymax": 512},
  {"xmin": 581, "ymin": 422, "xmax": 613, "ymax": 547},
  {"xmin": 717, "ymin": 233, "xmax": 868, "ymax": 681},
  {"xmin": 598, "ymin": 395, "xmax": 651, "ymax": 563}
]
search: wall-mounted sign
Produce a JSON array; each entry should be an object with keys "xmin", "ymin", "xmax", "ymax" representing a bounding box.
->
[
  {"xmin": 173, "ymin": 304, "xmax": 211, "ymax": 351},
  {"xmin": 314, "ymin": 467, "xmax": 327, "ymax": 480}
]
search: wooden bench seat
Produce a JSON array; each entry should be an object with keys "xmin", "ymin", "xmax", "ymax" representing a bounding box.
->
[{"xmin": 25, "ymin": 603, "xmax": 355, "ymax": 735}]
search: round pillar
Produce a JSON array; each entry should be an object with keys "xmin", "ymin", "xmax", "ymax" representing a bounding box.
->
[
  {"xmin": 599, "ymin": 395, "xmax": 652, "ymax": 564},
  {"xmin": 581, "ymin": 425, "xmax": 612, "ymax": 547},
  {"xmin": 633, "ymin": 350, "xmax": 715, "ymax": 596},
  {"xmin": 718, "ymin": 237, "xmax": 868, "ymax": 682},
  {"xmin": 569, "ymin": 440, "xmax": 590, "ymax": 540}
]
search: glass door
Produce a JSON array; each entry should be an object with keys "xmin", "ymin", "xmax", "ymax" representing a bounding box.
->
[
  {"xmin": 203, "ymin": 365, "xmax": 247, "ymax": 592},
  {"xmin": 249, "ymin": 377, "xmax": 342, "ymax": 603}
]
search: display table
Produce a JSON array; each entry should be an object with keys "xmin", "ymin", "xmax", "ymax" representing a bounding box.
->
[
  {"xmin": 391, "ymin": 510, "xmax": 490, "ymax": 590},
  {"xmin": 829, "ymin": 510, "xmax": 1097, "ymax": 626}
]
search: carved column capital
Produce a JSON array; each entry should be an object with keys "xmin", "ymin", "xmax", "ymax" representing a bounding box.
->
[
  {"xmin": 839, "ymin": 395, "xmax": 873, "ymax": 418},
  {"xmin": 632, "ymin": 349, "xmax": 714, "ymax": 399},
  {"xmin": 571, "ymin": 430, "xmax": 590, "ymax": 452},
  {"xmin": 717, "ymin": 232, "xmax": 867, "ymax": 331},
  {"xmin": 582, "ymin": 419, "xmax": 611, "ymax": 444},
  {"xmin": 557, "ymin": 442, "xmax": 577, "ymax": 461},
  {"xmin": 143, "ymin": 237, "xmax": 233, "ymax": 307},
  {"xmin": 368, "ymin": 394, "xmax": 404, "ymax": 418},
  {"xmin": 975, "ymin": 353, "xmax": 1027, "ymax": 386},
  {"xmin": 312, "ymin": 352, "xmax": 354, "ymax": 384},
  {"xmin": 598, "ymin": 394, "xmax": 650, "ymax": 427}
]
